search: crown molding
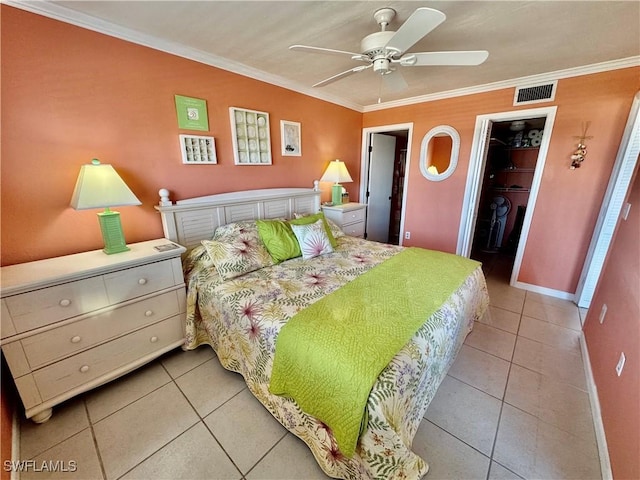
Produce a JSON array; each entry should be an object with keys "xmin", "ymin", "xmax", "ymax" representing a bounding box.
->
[
  {"xmin": 363, "ymin": 56, "xmax": 640, "ymax": 112},
  {"xmin": 6, "ymin": 1, "xmax": 638, "ymax": 115},
  {"xmin": 4, "ymin": 0, "xmax": 364, "ymax": 113}
]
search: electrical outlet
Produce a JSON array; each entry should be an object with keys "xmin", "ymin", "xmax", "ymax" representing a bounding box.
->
[
  {"xmin": 616, "ymin": 352, "xmax": 626, "ymax": 376},
  {"xmin": 599, "ymin": 304, "xmax": 608, "ymax": 324},
  {"xmin": 405, "ymin": 231, "xmax": 411, "ymax": 240}
]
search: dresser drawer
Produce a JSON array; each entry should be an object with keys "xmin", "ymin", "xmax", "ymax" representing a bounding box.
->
[
  {"xmin": 342, "ymin": 221, "xmax": 365, "ymax": 238},
  {"xmin": 33, "ymin": 315, "xmax": 184, "ymax": 401},
  {"xmin": 21, "ymin": 290, "xmax": 182, "ymax": 369},
  {"xmin": 341, "ymin": 207, "xmax": 366, "ymax": 225},
  {"xmin": 104, "ymin": 260, "xmax": 176, "ymax": 304},
  {"xmin": 5, "ymin": 277, "xmax": 109, "ymax": 333}
]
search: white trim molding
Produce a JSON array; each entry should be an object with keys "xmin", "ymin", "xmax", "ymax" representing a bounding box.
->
[
  {"xmin": 580, "ymin": 333, "xmax": 613, "ymax": 480},
  {"xmin": 457, "ymin": 106, "xmax": 558, "ymax": 291},
  {"xmin": 360, "ymin": 123, "xmax": 414, "ymax": 246},
  {"xmin": 6, "ymin": 1, "xmax": 639, "ymax": 114},
  {"xmin": 364, "ymin": 57, "xmax": 640, "ymax": 112}
]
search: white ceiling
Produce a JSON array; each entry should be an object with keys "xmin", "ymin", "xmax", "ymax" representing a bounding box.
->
[{"xmin": 13, "ymin": 1, "xmax": 640, "ymax": 111}]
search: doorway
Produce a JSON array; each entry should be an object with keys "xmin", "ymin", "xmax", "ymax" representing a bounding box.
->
[
  {"xmin": 457, "ymin": 106, "xmax": 557, "ymax": 289},
  {"xmin": 360, "ymin": 123, "xmax": 413, "ymax": 245},
  {"xmin": 471, "ymin": 117, "xmax": 546, "ymax": 280}
]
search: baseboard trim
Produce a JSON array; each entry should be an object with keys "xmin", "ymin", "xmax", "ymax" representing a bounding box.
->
[
  {"xmin": 512, "ymin": 280, "xmax": 575, "ymax": 301},
  {"xmin": 580, "ymin": 333, "xmax": 612, "ymax": 480}
]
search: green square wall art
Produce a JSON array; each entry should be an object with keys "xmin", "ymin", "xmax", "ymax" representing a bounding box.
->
[{"xmin": 175, "ymin": 95, "xmax": 209, "ymax": 131}]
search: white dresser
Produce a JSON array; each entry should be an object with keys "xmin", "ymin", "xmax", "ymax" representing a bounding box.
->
[
  {"xmin": 0, "ymin": 239, "xmax": 187, "ymax": 423},
  {"xmin": 322, "ymin": 202, "xmax": 367, "ymax": 238}
]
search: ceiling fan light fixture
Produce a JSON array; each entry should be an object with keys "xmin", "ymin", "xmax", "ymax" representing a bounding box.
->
[
  {"xmin": 290, "ymin": 6, "xmax": 489, "ymax": 92},
  {"xmin": 373, "ymin": 58, "xmax": 391, "ymax": 74}
]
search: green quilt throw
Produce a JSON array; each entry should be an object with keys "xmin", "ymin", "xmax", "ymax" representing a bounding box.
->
[{"xmin": 269, "ymin": 247, "xmax": 480, "ymax": 457}]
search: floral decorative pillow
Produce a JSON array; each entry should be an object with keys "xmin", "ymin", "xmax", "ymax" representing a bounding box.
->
[
  {"xmin": 202, "ymin": 221, "xmax": 274, "ymax": 280},
  {"xmin": 324, "ymin": 218, "xmax": 345, "ymax": 239},
  {"xmin": 290, "ymin": 212, "xmax": 338, "ymax": 247},
  {"xmin": 290, "ymin": 219, "xmax": 334, "ymax": 260}
]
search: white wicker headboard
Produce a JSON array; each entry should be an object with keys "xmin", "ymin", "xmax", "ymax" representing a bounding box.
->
[{"xmin": 154, "ymin": 187, "xmax": 322, "ymax": 248}]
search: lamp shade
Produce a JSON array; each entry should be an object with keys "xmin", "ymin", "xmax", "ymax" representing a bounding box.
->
[
  {"xmin": 320, "ymin": 159, "xmax": 353, "ymax": 184},
  {"xmin": 70, "ymin": 159, "xmax": 141, "ymax": 210}
]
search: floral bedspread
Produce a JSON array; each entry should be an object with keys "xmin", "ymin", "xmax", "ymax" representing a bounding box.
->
[{"xmin": 184, "ymin": 236, "xmax": 489, "ymax": 479}]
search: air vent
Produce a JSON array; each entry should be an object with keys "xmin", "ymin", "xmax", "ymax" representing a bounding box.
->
[{"xmin": 513, "ymin": 81, "xmax": 557, "ymax": 105}]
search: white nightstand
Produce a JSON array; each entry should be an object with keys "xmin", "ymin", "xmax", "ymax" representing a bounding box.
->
[
  {"xmin": 0, "ymin": 239, "xmax": 187, "ymax": 423},
  {"xmin": 322, "ymin": 202, "xmax": 367, "ymax": 238}
]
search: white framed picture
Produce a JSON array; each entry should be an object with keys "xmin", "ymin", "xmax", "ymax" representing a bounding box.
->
[
  {"xmin": 179, "ymin": 134, "xmax": 217, "ymax": 164},
  {"xmin": 280, "ymin": 120, "xmax": 301, "ymax": 156},
  {"xmin": 229, "ymin": 107, "xmax": 272, "ymax": 165}
]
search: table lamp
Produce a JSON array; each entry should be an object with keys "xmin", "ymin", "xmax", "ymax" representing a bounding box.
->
[
  {"xmin": 320, "ymin": 159, "xmax": 353, "ymax": 205},
  {"xmin": 70, "ymin": 159, "xmax": 142, "ymax": 254}
]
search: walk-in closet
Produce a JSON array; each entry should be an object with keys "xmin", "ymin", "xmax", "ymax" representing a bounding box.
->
[{"xmin": 471, "ymin": 117, "xmax": 546, "ymax": 277}]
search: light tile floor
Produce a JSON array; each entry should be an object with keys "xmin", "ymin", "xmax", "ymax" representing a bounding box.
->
[{"xmin": 17, "ymin": 255, "xmax": 602, "ymax": 479}]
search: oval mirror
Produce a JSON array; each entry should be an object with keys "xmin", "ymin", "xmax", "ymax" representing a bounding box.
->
[{"xmin": 420, "ymin": 125, "xmax": 460, "ymax": 181}]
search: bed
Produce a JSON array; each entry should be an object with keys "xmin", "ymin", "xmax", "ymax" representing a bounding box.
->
[{"xmin": 155, "ymin": 187, "xmax": 489, "ymax": 480}]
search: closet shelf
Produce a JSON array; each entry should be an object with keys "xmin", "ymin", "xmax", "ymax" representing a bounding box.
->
[
  {"xmin": 492, "ymin": 187, "xmax": 531, "ymax": 193},
  {"xmin": 497, "ymin": 168, "xmax": 535, "ymax": 173}
]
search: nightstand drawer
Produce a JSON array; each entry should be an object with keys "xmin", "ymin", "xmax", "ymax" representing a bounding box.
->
[
  {"xmin": 104, "ymin": 260, "xmax": 175, "ymax": 303},
  {"xmin": 21, "ymin": 290, "xmax": 182, "ymax": 369},
  {"xmin": 343, "ymin": 222, "xmax": 365, "ymax": 237},
  {"xmin": 5, "ymin": 277, "xmax": 109, "ymax": 333},
  {"xmin": 33, "ymin": 315, "xmax": 184, "ymax": 401},
  {"xmin": 342, "ymin": 208, "xmax": 366, "ymax": 224}
]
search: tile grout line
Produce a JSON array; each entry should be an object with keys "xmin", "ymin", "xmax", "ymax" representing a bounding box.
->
[
  {"xmin": 165, "ymin": 360, "xmax": 246, "ymax": 478},
  {"xmin": 83, "ymin": 399, "xmax": 107, "ymax": 480},
  {"xmin": 485, "ymin": 300, "xmax": 523, "ymax": 480}
]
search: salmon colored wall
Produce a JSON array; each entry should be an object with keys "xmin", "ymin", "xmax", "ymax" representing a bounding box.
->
[
  {"xmin": 364, "ymin": 68, "xmax": 640, "ymax": 293},
  {"xmin": 0, "ymin": 6, "xmax": 362, "ymax": 266},
  {"xmin": 583, "ymin": 165, "xmax": 639, "ymax": 480}
]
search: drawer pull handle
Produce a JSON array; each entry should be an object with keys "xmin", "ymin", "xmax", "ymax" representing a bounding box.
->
[
  {"xmin": 79, "ymin": 365, "xmax": 90, "ymax": 373},
  {"xmin": 138, "ymin": 278, "xmax": 148, "ymax": 285},
  {"xmin": 59, "ymin": 299, "xmax": 72, "ymax": 307},
  {"xmin": 70, "ymin": 336, "xmax": 82, "ymax": 344},
  {"xmin": 150, "ymin": 336, "xmax": 158, "ymax": 343},
  {"xmin": 145, "ymin": 310, "xmax": 153, "ymax": 317}
]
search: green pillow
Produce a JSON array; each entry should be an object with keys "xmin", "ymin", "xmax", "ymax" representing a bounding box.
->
[
  {"xmin": 289, "ymin": 212, "xmax": 337, "ymax": 248},
  {"xmin": 256, "ymin": 219, "xmax": 301, "ymax": 263}
]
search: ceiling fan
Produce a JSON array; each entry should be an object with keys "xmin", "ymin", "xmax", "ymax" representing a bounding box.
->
[{"xmin": 290, "ymin": 7, "xmax": 489, "ymax": 92}]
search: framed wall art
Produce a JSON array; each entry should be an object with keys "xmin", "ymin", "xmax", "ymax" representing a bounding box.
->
[
  {"xmin": 179, "ymin": 134, "xmax": 217, "ymax": 164},
  {"xmin": 281, "ymin": 120, "xmax": 301, "ymax": 156},
  {"xmin": 229, "ymin": 107, "xmax": 272, "ymax": 165},
  {"xmin": 175, "ymin": 95, "xmax": 209, "ymax": 131}
]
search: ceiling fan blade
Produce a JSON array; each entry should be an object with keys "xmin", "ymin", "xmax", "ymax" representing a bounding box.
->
[
  {"xmin": 312, "ymin": 64, "xmax": 372, "ymax": 88},
  {"xmin": 384, "ymin": 8, "xmax": 446, "ymax": 55},
  {"xmin": 290, "ymin": 44, "xmax": 368, "ymax": 62},
  {"xmin": 383, "ymin": 71, "xmax": 408, "ymax": 92},
  {"xmin": 400, "ymin": 51, "xmax": 489, "ymax": 66}
]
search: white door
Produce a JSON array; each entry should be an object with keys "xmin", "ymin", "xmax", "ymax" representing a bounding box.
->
[{"xmin": 366, "ymin": 133, "xmax": 396, "ymax": 242}]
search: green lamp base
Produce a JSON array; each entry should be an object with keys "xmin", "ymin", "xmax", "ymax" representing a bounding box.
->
[
  {"xmin": 332, "ymin": 184, "xmax": 343, "ymax": 205},
  {"xmin": 97, "ymin": 209, "xmax": 130, "ymax": 254}
]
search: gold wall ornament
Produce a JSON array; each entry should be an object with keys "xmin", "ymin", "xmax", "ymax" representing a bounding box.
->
[{"xmin": 570, "ymin": 121, "xmax": 593, "ymax": 169}]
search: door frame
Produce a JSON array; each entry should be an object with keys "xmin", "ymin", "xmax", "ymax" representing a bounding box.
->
[
  {"xmin": 575, "ymin": 91, "xmax": 640, "ymax": 308},
  {"xmin": 360, "ymin": 123, "xmax": 414, "ymax": 245},
  {"xmin": 457, "ymin": 106, "xmax": 558, "ymax": 288}
]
